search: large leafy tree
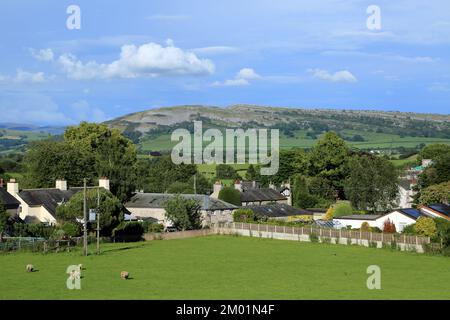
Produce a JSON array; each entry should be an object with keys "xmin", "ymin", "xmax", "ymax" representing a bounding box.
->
[
  {"xmin": 22, "ymin": 140, "xmax": 96, "ymax": 189},
  {"xmin": 56, "ymin": 188, "xmax": 123, "ymax": 236},
  {"xmin": 218, "ymin": 186, "xmax": 241, "ymax": 206},
  {"xmin": 64, "ymin": 122, "xmax": 137, "ymax": 201},
  {"xmin": 163, "ymin": 195, "xmax": 202, "ymax": 231},
  {"xmin": 23, "ymin": 123, "xmax": 137, "ymax": 201},
  {"xmin": 136, "ymin": 156, "xmax": 199, "ymax": 193},
  {"xmin": 344, "ymin": 154, "xmax": 399, "ymax": 212},
  {"xmin": 309, "ymin": 132, "xmax": 349, "ymax": 197},
  {"xmin": 0, "ymin": 202, "xmax": 9, "ymax": 237},
  {"xmin": 419, "ymin": 181, "xmax": 450, "ymax": 205},
  {"xmin": 417, "ymin": 144, "xmax": 450, "ymax": 162}
]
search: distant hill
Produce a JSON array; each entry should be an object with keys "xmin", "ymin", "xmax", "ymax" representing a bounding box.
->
[{"xmin": 105, "ymin": 104, "xmax": 450, "ymax": 153}]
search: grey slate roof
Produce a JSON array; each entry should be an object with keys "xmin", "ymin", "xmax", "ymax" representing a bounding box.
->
[
  {"xmin": 335, "ymin": 214, "xmax": 382, "ymax": 221},
  {"xmin": 248, "ymin": 204, "xmax": 313, "ymax": 218},
  {"xmin": 398, "ymin": 179, "xmax": 413, "ymax": 191},
  {"xmin": 125, "ymin": 193, "xmax": 238, "ymax": 211},
  {"xmin": 18, "ymin": 188, "xmax": 84, "ymax": 216},
  {"xmin": 0, "ymin": 187, "xmax": 20, "ymax": 209},
  {"xmin": 240, "ymin": 188, "xmax": 287, "ymax": 203}
]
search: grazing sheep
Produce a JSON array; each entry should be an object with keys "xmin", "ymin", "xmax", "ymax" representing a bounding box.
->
[
  {"xmin": 120, "ymin": 271, "xmax": 129, "ymax": 280},
  {"xmin": 26, "ymin": 264, "xmax": 34, "ymax": 272}
]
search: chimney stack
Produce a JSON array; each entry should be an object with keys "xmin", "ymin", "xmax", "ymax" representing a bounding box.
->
[
  {"xmin": 99, "ymin": 177, "xmax": 110, "ymax": 191},
  {"xmin": 7, "ymin": 178, "xmax": 19, "ymax": 197},
  {"xmin": 234, "ymin": 179, "xmax": 242, "ymax": 192},
  {"xmin": 56, "ymin": 179, "xmax": 68, "ymax": 191},
  {"xmin": 210, "ymin": 181, "xmax": 223, "ymax": 199}
]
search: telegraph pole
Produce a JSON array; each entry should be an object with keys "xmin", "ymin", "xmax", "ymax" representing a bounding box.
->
[
  {"xmin": 193, "ymin": 174, "xmax": 197, "ymax": 194},
  {"xmin": 96, "ymin": 186, "xmax": 100, "ymax": 255},
  {"xmin": 83, "ymin": 178, "xmax": 88, "ymax": 256}
]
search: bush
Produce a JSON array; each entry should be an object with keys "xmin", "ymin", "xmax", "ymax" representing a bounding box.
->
[
  {"xmin": 361, "ymin": 222, "xmax": 371, "ymax": 232},
  {"xmin": 383, "ymin": 219, "xmax": 396, "ymax": 233},
  {"xmin": 402, "ymin": 224, "xmax": 416, "ymax": 235},
  {"xmin": 61, "ymin": 222, "xmax": 81, "ymax": 238},
  {"xmin": 112, "ymin": 221, "xmax": 144, "ymax": 242},
  {"xmin": 333, "ymin": 202, "xmax": 353, "ymax": 217},
  {"xmin": 414, "ymin": 217, "xmax": 437, "ymax": 237},
  {"xmin": 142, "ymin": 221, "xmax": 164, "ymax": 233},
  {"xmin": 309, "ymin": 233, "xmax": 319, "ymax": 243},
  {"xmin": 218, "ymin": 187, "xmax": 241, "ymax": 206},
  {"xmin": 233, "ymin": 208, "xmax": 256, "ymax": 223}
]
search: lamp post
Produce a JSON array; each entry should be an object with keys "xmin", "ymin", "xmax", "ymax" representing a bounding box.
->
[{"xmin": 96, "ymin": 186, "xmax": 100, "ymax": 255}]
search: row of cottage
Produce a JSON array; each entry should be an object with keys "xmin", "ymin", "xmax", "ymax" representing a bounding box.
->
[{"xmin": 1, "ymin": 177, "xmax": 449, "ymax": 232}]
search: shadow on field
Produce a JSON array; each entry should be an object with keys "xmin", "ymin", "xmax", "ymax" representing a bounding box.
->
[{"xmin": 101, "ymin": 243, "xmax": 148, "ymax": 255}]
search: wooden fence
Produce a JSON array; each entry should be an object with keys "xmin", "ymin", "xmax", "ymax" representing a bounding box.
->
[{"xmin": 215, "ymin": 222, "xmax": 430, "ymax": 246}]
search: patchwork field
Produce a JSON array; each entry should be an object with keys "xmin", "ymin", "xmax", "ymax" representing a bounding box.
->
[{"xmin": 1, "ymin": 236, "xmax": 450, "ymax": 300}]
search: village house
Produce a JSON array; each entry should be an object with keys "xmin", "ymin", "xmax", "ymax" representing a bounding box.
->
[
  {"xmin": 0, "ymin": 185, "xmax": 20, "ymax": 217},
  {"xmin": 6, "ymin": 178, "xmax": 110, "ymax": 225},
  {"xmin": 124, "ymin": 193, "xmax": 238, "ymax": 228},
  {"xmin": 211, "ymin": 180, "xmax": 291, "ymax": 206}
]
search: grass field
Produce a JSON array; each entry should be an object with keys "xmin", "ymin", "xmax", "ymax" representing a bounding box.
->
[
  {"xmin": 1, "ymin": 236, "xmax": 450, "ymax": 300},
  {"xmin": 139, "ymin": 129, "xmax": 450, "ymax": 152}
]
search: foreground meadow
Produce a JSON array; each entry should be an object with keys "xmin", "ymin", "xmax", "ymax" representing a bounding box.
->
[{"xmin": 1, "ymin": 235, "xmax": 449, "ymax": 300}]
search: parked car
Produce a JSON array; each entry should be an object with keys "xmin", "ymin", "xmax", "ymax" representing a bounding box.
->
[{"xmin": 165, "ymin": 227, "xmax": 178, "ymax": 233}]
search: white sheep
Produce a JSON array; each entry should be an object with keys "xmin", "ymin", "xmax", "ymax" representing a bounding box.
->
[
  {"xmin": 26, "ymin": 264, "xmax": 34, "ymax": 272},
  {"xmin": 120, "ymin": 271, "xmax": 129, "ymax": 280}
]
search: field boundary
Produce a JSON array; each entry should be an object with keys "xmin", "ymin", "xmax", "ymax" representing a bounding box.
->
[{"xmin": 213, "ymin": 222, "xmax": 430, "ymax": 253}]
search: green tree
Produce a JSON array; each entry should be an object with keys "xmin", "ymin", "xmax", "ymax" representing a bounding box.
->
[
  {"xmin": 344, "ymin": 154, "xmax": 398, "ymax": 212},
  {"xmin": 215, "ymin": 164, "xmax": 239, "ymax": 180},
  {"xmin": 163, "ymin": 195, "xmax": 202, "ymax": 231},
  {"xmin": 0, "ymin": 202, "xmax": 9, "ymax": 237},
  {"xmin": 56, "ymin": 189, "xmax": 123, "ymax": 236},
  {"xmin": 414, "ymin": 217, "xmax": 437, "ymax": 237},
  {"xmin": 245, "ymin": 164, "xmax": 258, "ymax": 181},
  {"xmin": 166, "ymin": 181, "xmax": 195, "ymax": 194},
  {"xmin": 418, "ymin": 144, "xmax": 450, "ymax": 162},
  {"xmin": 218, "ymin": 187, "xmax": 242, "ymax": 206},
  {"xmin": 292, "ymin": 175, "xmax": 318, "ymax": 209},
  {"xmin": 22, "ymin": 140, "xmax": 95, "ymax": 188},
  {"xmin": 65, "ymin": 122, "xmax": 137, "ymax": 201},
  {"xmin": 419, "ymin": 181, "xmax": 450, "ymax": 205},
  {"xmin": 309, "ymin": 132, "xmax": 349, "ymax": 197}
]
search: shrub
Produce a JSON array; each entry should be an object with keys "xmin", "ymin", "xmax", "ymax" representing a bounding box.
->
[
  {"xmin": 309, "ymin": 233, "xmax": 319, "ymax": 243},
  {"xmin": 414, "ymin": 217, "xmax": 437, "ymax": 237},
  {"xmin": 333, "ymin": 202, "xmax": 353, "ymax": 218},
  {"xmin": 361, "ymin": 222, "xmax": 371, "ymax": 232},
  {"xmin": 402, "ymin": 224, "xmax": 416, "ymax": 235},
  {"xmin": 61, "ymin": 222, "xmax": 81, "ymax": 238},
  {"xmin": 321, "ymin": 237, "xmax": 331, "ymax": 244},
  {"xmin": 142, "ymin": 221, "xmax": 164, "ymax": 233},
  {"xmin": 383, "ymin": 219, "xmax": 396, "ymax": 233},
  {"xmin": 324, "ymin": 207, "xmax": 334, "ymax": 221},
  {"xmin": 233, "ymin": 208, "xmax": 256, "ymax": 223},
  {"xmin": 112, "ymin": 222, "xmax": 144, "ymax": 242},
  {"xmin": 218, "ymin": 187, "xmax": 241, "ymax": 206}
]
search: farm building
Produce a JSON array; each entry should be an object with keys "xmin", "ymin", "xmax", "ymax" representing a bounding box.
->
[
  {"xmin": 124, "ymin": 193, "xmax": 238, "ymax": 228},
  {"xmin": 0, "ymin": 186, "xmax": 20, "ymax": 217}
]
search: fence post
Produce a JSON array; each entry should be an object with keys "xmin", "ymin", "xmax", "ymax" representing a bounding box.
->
[
  {"xmin": 283, "ymin": 226, "xmax": 286, "ymax": 234},
  {"xmin": 266, "ymin": 224, "xmax": 269, "ymax": 233},
  {"xmin": 292, "ymin": 226, "xmax": 294, "ymax": 235},
  {"xmin": 301, "ymin": 227, "xmax": 303, "ymax": 235}
]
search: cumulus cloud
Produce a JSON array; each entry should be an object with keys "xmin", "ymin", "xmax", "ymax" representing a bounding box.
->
[
  {"xmin": 30, "ymin": 48, "xmax": 54, "ymax": 61},
  {"xmin": 14, "ymin": 69, "xmax": 46, "ymax": 83},
  {"xmin": 309, "ymin": 68, "xmax": 357, "ymax": 83},
  {"xmin": 213, "ymin": 68, "xmax": 261, "ymax": 86},
  {"xmin": 58, "ymin": 41, "xmax": 215, "ymax": 80}
]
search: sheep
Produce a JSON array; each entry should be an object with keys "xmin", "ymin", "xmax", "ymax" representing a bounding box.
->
[
  {"xmin": 26, "ymin": 264, "xmax": 34, "ymax": 272},
  {"xmin": 120, "ymin": 271, "xmax": 129, "ymax": 280}
]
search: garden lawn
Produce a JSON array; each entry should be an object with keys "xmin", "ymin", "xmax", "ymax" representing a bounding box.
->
[{"xmin": 1, "ymin": 235, "xmax": 450, "ymax": 300}]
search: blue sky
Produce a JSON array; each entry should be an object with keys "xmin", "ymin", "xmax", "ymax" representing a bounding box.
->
[{"xmin": 0, "ymin": 0, "xmax": 449, "ymax": 125}]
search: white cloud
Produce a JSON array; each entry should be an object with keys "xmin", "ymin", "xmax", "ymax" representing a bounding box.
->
[
  {"xmin": 309, "ymin": 68, "xmax": 357, "ymax": 83},
  {"xmin": 213, "ymin": 68, "xmax": 261, "ymax": 86},
  {"xmin": 14, "ymin": 69, "xmax": 46, "ymax": 83},
  {"xmin": 30, "ymin": 48, "xmax": 54, "ymax": 61},
  {"xmin": 58, "ymin": 41, "xmax": 215, "ymax": 80},
  {"xmin": 191, "ymin": 46, "xmax": 239, "ymax": 56}
]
